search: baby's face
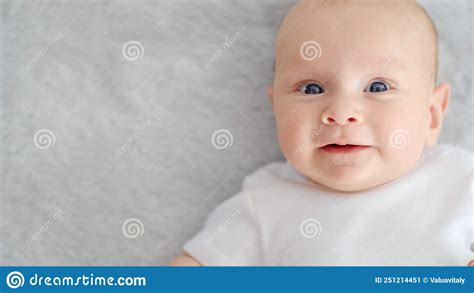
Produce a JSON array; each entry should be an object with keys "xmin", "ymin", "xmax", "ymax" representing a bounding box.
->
[{"xmin": 268, "ymin": 0, "xmax": 450, "ymax": 192}]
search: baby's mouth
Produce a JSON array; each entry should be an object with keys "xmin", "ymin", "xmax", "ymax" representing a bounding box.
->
[{"xmin": 320, "ymin": 143, "xmax": 371, "ymax": 153}]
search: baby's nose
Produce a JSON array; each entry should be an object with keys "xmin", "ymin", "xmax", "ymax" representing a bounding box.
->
[{"xmin": 321, "ymin": 109, "xmax": 363, "ymax": 126}]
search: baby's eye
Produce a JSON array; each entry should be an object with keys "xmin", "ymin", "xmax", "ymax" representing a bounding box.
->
[
  {"xmin": 298, "ymin": 82, "xmax": 325, "ymax": 95},
  {"xmin": 364, "ymin": 81, "xmax": 390, "ymax": 93}
]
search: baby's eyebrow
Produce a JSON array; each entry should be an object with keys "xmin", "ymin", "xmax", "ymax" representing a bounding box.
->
[
  {"xmin": 282, "ymin": 60, "xmax": 407, "ymax": 86},
  {"xmin": 286, "ymin": 61, "xmax": 327, "ymax": 76},
  {"xmin": 375, "ymin": 56, "xmax": 407, "ymax": 71},
  {"xmin": 285, "ymin": 65, "xmax": 327, "ymax": 83}
]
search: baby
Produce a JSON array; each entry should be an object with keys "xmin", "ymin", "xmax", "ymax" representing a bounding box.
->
[{"xmin": 171, "ymin": 0, "xmax": 473, "ymax": 266}]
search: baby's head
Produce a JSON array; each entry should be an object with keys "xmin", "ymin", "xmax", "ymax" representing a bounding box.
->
[{"xmin": 267, "ymin": 0, "xmax": 450, "ymax": 192}]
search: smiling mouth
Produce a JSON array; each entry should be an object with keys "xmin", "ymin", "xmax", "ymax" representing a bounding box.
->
[{"xmin": 320, "ymin": 144, "xmax": 371, "ymax": 153}]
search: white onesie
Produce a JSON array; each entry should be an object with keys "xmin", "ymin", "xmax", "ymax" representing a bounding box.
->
[{"xmin": 183, "ymin": 144, "xmax": 473, "ymax": 265}]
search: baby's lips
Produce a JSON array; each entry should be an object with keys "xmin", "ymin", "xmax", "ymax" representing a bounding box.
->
[{"xmin": 317, "ymin": 139, "xmax": 373, "ymax": 148}]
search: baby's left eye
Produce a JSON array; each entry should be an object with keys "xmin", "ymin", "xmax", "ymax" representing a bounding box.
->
[
  {"xmin": 298, "ymin": 82, "xmax": 325, "ymax": 95},
  {"xmin": 364, "ymin": 81, "xmax": 390, "ymax": 93}
]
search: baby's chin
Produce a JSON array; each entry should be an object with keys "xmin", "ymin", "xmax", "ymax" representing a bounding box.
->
[
  {"xmin": 305, "ymin": 165, "xmax": 387, "ymax": 193},
  {"xmin": 300, "ymin": 157, "xmax": 419, "ymax": 193},
  {"xmin": 285, "ymin": 143, "xmax": 426, "ymax": 192},
  {"xmin": 289, "ymin": 148, "xmax": 382, "ymax": 192},
  {"xmin": 308, "ymin": 170, "xmax": 389, "ymax": 193}
]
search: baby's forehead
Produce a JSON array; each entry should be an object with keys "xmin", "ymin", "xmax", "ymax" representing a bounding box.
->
[{"xmin": 275, "ymin": 0, "xmax": 437, "ymax": 80}]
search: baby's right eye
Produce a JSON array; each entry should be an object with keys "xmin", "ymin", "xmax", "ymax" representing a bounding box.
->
[{"xmin": 298, "ymin": 82, "xmax": 325, "ymax": 95}]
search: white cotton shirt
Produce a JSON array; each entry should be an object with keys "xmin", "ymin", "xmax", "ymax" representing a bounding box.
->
[{"xmin": 183, "ymin": 144, "xmax": 473, "ymax": 266}]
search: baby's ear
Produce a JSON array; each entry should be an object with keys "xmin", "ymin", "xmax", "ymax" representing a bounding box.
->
[
  {"xmin": 426, "ymin": 82, "xmax": 450, "ymax": 146},
  {"xmin": 434, "ymin": 83, "xmax": 450, "ymax": 113},
  {"xmin": 266, "ymin": 86, "xmax": 274, "ymax": 106}
]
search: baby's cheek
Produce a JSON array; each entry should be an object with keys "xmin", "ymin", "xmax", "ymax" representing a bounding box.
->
[
  {"xmin": 373, "ymin": 101, "xmax": 429, "ymax": 148},
  {"xmin": 275, "ymin": 104, "xmax": 316, "ymax": 148},
  {"xmin": 277, "ymin": 119, "xmax": 317, "ymax": 163},
  {"xmin": 377, "ymin": 108, "xmax": 429, "ymax": 171},
  {"xmin": 277, "ymin": 120, "xmax": 303, "ymax": 157}
]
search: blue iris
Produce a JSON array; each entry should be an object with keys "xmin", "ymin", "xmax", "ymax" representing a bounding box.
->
[
  {"xmin": 300, "ymin": 83, "xmax": 324, "ymax": 95},
  {"xmin": 366, "ymin": 81, "xmax": 389, "ymax": 92}
]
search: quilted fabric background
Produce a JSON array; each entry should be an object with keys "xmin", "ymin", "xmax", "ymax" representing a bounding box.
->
[{"xmin": 0, "ymin": 0, "xmax": 472, "ymax": 265}]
